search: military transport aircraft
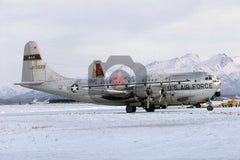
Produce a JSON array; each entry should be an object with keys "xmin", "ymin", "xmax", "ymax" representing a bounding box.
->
[{"xmin": 15, "ymin": 41, "xmax": 221, "ymax": 113}]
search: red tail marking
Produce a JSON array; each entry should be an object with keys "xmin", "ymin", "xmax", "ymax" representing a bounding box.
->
[{"xmin": 96, "ymin": 63, "xmax": 104, "ymax": 77}]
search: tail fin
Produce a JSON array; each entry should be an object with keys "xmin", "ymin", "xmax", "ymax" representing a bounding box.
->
[
  {"xmin": 92, "ymin": 61, "xmax": 105, "ymax": 78},
  {"xmin": 21, "ymin": 41, "xmax": 66, "ymax": 82}
]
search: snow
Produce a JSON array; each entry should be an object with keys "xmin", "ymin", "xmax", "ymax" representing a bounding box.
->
[{"xmin": 1, "ymin": 103, "xmax": 240, "ymax": 160}]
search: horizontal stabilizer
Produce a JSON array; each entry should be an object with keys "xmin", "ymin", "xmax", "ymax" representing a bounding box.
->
[{"xmin": 14, "ymin": 81, "xmax": 44, "ymax": 86}]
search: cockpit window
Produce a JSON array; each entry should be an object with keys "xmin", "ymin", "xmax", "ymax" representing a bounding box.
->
[
  {"xmin": 209, "ymin": 76, "xmax": 212, "ymax": 80},
  {"xmin": 205, "ymin": 75, "xmax": 213, "ymax": 80}
]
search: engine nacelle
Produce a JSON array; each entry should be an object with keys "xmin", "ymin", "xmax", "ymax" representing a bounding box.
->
[
  {"xmin": 150, "ymin": 86, "xmax": 163, "ymax": 99},
  {"xmin": 133, "ymin": 85, "xmax": 147, "ymax": 98},
  {"xmin": 132, "ymin": 86, "xmax": 163, "ymax": 102}
]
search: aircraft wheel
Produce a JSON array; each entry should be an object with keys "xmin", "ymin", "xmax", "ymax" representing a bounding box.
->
[
  {"xmin": 126, "ymin": 105, "xmax": 136, "ymax": 113},
  {"xmin": 207, "ymin": 105, "xmax": 214, "ymax": 111},
  {"xmin": 145, "ymin": 105, "xmax": 155, "ymax": 112},
  {"xmin": 194, "ymin": 104, "xmax": 201, "ymax": 108},
  {"xmin": 161, "ymin": 105, "xmax": 167, "ymax": 109}
]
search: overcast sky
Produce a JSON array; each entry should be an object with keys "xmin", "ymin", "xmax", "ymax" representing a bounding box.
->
[{"xmin": 1, "ymin": 0, "xmax": 240, "ymax": 83}]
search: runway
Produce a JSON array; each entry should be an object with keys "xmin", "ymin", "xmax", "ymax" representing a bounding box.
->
[{"xmin": 1, "ymin": 103, "xmax": 240, "ymax": 160}]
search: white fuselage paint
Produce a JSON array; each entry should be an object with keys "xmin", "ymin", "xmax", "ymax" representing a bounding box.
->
[{"xmin": 21, "ymin": 72, "xmax": 221, "ymax": 107}]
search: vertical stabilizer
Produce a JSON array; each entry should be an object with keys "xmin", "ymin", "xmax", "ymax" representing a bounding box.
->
[
  {"xmin": 22, "ymin": 41, "xmax": 66, "ymax": 82},
  {"xmin": 92, "ymin": 61, "xmax": 105, "ymax": 78}
]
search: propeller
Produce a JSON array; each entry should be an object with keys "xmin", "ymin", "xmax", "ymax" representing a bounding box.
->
[{"xmin": 146, "ymin": 86, "xmax": 151, "ymax": 109}]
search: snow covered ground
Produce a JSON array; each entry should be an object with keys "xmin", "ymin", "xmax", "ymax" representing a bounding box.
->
[{"xmin": 1, "ymin": 104, "xmax": 240, "ymax": 160}]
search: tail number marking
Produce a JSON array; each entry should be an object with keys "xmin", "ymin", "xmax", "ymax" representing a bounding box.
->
[{"xmin": 32, "ymin": 65, "xmax": 46, "ymax": 70}]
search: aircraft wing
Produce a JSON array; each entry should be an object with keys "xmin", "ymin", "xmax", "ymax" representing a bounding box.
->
[{"xmin": 83, "ymin": 79, "xmax": 190, "ymax": 88}]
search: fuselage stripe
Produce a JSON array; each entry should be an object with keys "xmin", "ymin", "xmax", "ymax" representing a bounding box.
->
[{"xmin": 24, "ymin": 54, "xmax": 42, "ymax": 61}]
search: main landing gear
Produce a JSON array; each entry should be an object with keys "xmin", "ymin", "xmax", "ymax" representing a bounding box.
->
[
  {"xmin": 126, "ymin": 105, "xmax": 137, "ymax": 113},
  {"xmin": 145, "ymin": 105, "xmax": 155, "ymax": 112},
  {"xmin": 125, "ymin": 104, "xmax": 156, "ymax": 113}
]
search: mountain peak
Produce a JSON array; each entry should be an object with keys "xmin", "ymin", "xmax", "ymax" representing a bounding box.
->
[
  {"xmin": 216, "ymin": 53, "xmax": 228, "ymax": 57},
  {"xmin": 207, "ymin": 53, "xmax": 233, "ymax": 68},
  {"xmin": 178, "ymin": 53, "xmax": 200, "ymax": 66}
]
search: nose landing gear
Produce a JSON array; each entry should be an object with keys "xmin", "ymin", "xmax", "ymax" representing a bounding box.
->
[
  {"xmin": 207, "ymin": 98, "xmax": 214, "ymax": 111},
  {"xmin": 207, "ymin": 105, "xmax": 214, "ymax": 111}
]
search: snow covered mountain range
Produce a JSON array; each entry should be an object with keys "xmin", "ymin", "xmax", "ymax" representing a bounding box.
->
[
  {"xmin": 0, "ymin": 83, "xmax": 29, "ymax": 99},
  {"xmin": 0, "ymin": 53, "xmax": 239, "ymax": 100}
]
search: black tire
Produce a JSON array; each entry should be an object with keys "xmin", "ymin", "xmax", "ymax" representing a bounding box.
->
[
  {"xmin": 207, "ymin": 105, "xmax": 214, "ymax": 111},
  {"xmin": 132, "ymin": 106, "xmax": 136, "ymax": 112},
  {"xmin": 126, "ymin": 105, "xmax": 136, "ymax": 113},
  {"xmin": 194, "ymin": 104, "xmax": 201, "ymax": 108},
  {"xmin": 161, "ymin": 105, "xmax": 167, "ymax": 109},
  {"xmin": 145, "ymin": 105, "xmax": 155, "ymax": 112}
]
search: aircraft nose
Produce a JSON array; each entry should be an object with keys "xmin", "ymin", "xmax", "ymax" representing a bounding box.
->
[{"xmin": 215, "ymin": 90, "xmax": 221, "ymax": 97}]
